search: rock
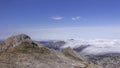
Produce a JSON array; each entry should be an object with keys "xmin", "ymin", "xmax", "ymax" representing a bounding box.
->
[
  {"xmin": 87, "ymin": 53, "xmax": 120, "ymax": 68},
  {"xmin": 0, "ymin": 34, "xmax": 97, "ymax": 68},
  {"xmin": 0, "ymin": 34, "xmax": 31, "ymax": 52},
  {"xmin": 5, "ymin": 34, "xmax": 31, "ymax": 47},
  {"xmin": 62, "ymin": 47, "xmax": 84, "ymax": 61}
]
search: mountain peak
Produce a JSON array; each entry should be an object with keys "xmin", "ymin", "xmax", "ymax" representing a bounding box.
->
[
  {"xmin": 0, "ymin": 34, "xmax": 33, "ymax": 52},
  {"xmin": 0, "ymin": 34, "xmax": 97, "ymax": 68},
  {"xmin": 5, "ymin": 34, "xmax": 31, "ymax": 47}
]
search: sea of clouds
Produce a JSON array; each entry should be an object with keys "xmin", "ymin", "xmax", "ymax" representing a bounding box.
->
[{"xmin": 61, "ymin": 39, "xmax": 120, "ymax": 55}]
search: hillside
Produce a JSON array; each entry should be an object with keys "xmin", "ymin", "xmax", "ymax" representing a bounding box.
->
[
  {"xmin": 0, "ymin": 34, "xmax": 97, "ymax": 68},
  {"xmin": 39, "ymin": 39, "xmax": 120, "ymax": 68}
]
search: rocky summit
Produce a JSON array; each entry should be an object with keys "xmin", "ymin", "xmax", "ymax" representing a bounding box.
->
[
  {"xmin": 0, "ymin": 34, "xmax": 31, "ymax": 52},
  {"xmin": 5, "ymin": 34, "xmax": 31, "ymax": 47},
  {"xmin": 0, "ymin": 34, "xmax": 97, "ymax": 68}
]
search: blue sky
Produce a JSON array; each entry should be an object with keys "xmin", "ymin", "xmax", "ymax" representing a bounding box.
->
[{"xmin": 1, "ymin": 0, "xmax": 120, "ymax": 40}]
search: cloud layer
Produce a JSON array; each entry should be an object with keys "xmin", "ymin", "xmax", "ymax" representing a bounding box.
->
[{"xmin": 61, "ymin": 39, "xmax": 120, "ymax": 55}]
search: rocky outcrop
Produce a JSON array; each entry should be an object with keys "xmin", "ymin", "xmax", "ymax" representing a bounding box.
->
[
  {"xmin": 0, "ymin": 34, "xmax": 97, "ymax": 68},
  {"xmin": 5, "ymin": 34, "xmax": 31, "ymax": 47},
  {"xmin": 0, "ymin": 34, "xmax": 31, "ymax": 52},
  {"xmin": 86, "ymin": 53, "xmax": 120, "ymax": 68},
  {"xmin": 62, "ymin": 47, "xmax": 84, "ymax": 61}
]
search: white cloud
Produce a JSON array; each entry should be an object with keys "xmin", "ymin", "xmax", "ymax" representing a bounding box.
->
[
  {"xmin": 51, "ymin": 16, "xmax": 63, "ymax": 20},
  {"xmin": 72, "ymin": 16, "xmax": 81, "ymax": 21}
]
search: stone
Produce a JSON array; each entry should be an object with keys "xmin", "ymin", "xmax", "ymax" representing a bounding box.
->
[{"xmin": 5, "ymin": 34, "xmax": 31, "ymax": 47}]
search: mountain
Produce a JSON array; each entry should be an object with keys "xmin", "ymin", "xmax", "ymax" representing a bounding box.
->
[
  {"xmin": 1, "ymin": 34, "xmax": 120, "ymax": 68},
  {"xmin": 40, "ymin": 39, "xmax": 120, "ymax": 68},
  {"xmin": 0, "ymin": 34, "xmax": 96, "ymax": 68}
]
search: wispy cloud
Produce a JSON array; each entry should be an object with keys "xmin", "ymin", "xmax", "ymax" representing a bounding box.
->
[
  {"xmin": 51, "ymin": 16, "xmax": 63, "ymax": 20},
  {"xmin": 72, "ymin": 16, "xmax": 81, "ymax": 21}
]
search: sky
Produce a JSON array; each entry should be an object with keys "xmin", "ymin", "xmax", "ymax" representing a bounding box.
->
[{"xmin": 0, "ymin": 0, "xmax": 120, "ymax": 40}]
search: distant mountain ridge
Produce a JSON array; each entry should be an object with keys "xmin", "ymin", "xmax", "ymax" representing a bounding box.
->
[{"xmin": 40, "ymin": 40, "xmax": 65, "ymax": 50}]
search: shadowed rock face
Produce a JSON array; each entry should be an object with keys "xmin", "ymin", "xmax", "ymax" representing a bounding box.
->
[{"xmin": 0, "ymin": 34, "xmax": 97, "ymax": 68}]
